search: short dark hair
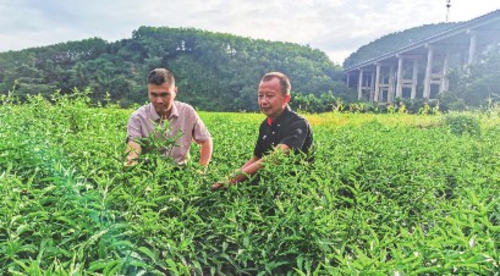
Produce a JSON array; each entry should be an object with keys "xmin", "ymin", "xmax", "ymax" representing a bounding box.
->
[
  {"xmin": 260, "ymin": 72, "xmax": 291, "ymax": 96},
  {"xmin": 147, "ymin": 68, "xmax": 175, "ymax": 87}
]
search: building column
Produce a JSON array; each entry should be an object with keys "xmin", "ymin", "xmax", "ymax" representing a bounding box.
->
[
  {"xmin": 370, "ymin": 71, "xmax": 375, "ymax": 102},
  {"xmin": 374, "ymin": 64, "xmax": 381, "ymax": 102},
  {"xmin": 468, "ymin": 32, "xmax": 477, "ymax": 65},
  {"xmin": 423, "ymin": 45, "xmax": 434, "ymax": 99},
  {"xmin": 357, "ymin": 69, "xmax": 364, "ymax": 100},
  {"xmin": 388, "ymin": 66, "xmax": 395, "ymax": 103},
  {"xmin": 396, "ymin": 56, "xmax": 404, "ymax": 98},
  {"xmin": 411, "ymin": 59, "xmax": 418, "ymax": 99},
  {"xmin": 346, "ymin": 74, "xmax": 350, "ymax": 88},
  {"xmin": 458, "ymin": 51, "xmax": 466, "ymax": 74},
  {"xmin": 440, "ymin": 50, "xmax": 450, "ymax": 94}
]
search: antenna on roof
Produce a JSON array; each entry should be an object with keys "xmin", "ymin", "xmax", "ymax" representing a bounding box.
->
[{"xmin": 446, "ymin": 0, "xmax": 452, "ymax": 22}]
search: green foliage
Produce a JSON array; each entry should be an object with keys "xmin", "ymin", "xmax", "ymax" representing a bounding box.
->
[
  {"xmin": 290, "ymin": 89, "xmax": 357, "ymax": 114},
  {"xmin": 1, "ymin": 91, "xmax": 500, "ymax": 274},
  {"xmin": 440, "ymin": 45, "xmax": 500, "ymax": 111},
  {"xmin": 346, "ymin": 101, "xmax": 377, "ymax": 113},
  {"xmin": 0, "ymin": 27, "xmax": 346, "ymax": 111},
  {"xmin": 131, "ymin": 120, "xmax": 184, "ymax": 166},
  {"xmin": 443, "ymin": 113, "xmax": 481, "ymax": 136},
  {"xmin": 290, "ymin": 95, "xmax": 446, "ymax": 115}
]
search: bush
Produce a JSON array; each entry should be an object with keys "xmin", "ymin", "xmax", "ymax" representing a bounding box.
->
[{"xmin": 443, "ymin": 113, "xmax": 481, "ymax": 136}]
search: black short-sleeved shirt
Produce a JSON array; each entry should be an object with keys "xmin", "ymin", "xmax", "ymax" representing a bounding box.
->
[{"xmin": 254, "ymin": 106, "xmax": 313, "ymax": 159}]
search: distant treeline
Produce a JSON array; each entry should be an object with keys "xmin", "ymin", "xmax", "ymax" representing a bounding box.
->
[
  {"xmin": 3, "ymin": 24, "xmax": 498, "ymax": 113},
  {"xmin": 0, "ymin": 26, "xmax": 355, "ymax": 111}
]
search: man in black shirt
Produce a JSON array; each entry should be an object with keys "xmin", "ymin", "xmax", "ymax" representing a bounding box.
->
[{"xmin": 212, "ymin": 72, "xmax": 313, "ymax": 190}]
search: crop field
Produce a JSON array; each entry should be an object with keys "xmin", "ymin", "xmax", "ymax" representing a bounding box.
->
[{"xmin": 1, "ymin": 92, "xmax": 499, "ymax": 275}]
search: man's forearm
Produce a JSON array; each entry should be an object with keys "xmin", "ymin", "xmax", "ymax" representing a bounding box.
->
[
  {"xmin": 211, "ymin": 145, "xmax": 290, "ymax": 191},
  {"xmin": 231, "ymin": 158, "xmax": 263, "ymax": 184},
  {"xmin": 231, "ymin": 145, "xmax": 290, "ymax": 183},
  {"xmin": 241, "ymin": 156, "xmax": 259, "ymax": 171},
  {"xmin": 199, "ymin": 138, "xmax": 213, "ymax": 166}
]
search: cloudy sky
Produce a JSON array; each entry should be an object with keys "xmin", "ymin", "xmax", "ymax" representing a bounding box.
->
[{"xmin": 1, "ymin": 0, "xmax": 499, "ymax": 64}]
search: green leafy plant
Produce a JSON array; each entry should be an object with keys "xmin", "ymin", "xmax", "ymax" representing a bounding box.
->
[
  {"xmin": 131, "ymin": 119, "xmax": 184, "ymax": 166},
  {"xmin": 1, "ymin": 90, "xmax": 499, "ymax": 275},
  {"xmin": 443, "ymin": 113, "xmax": 481, "ymax": 136}
]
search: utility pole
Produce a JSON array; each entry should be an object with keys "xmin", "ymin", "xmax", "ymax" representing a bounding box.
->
[{"xmin": 446, "ymin": 0, "xmax": 452, "ymax": 22}]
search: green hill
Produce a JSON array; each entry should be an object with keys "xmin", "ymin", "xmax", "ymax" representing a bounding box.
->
[
  {"xmin": 343, "ymin": 22, "xmax": 459, "ymax": 68},
  {"xmin": 0, "ymin": 27, "xmax": 352, "ymax": 111}
]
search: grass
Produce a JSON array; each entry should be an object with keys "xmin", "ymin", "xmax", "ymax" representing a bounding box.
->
[{"xmin": 0, "ymin": 92, "xmax": 499, "ymax": 275}]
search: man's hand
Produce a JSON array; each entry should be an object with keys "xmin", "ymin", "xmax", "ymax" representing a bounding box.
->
[
  {"xmin": 211, "ymin": 180, "xmax": 230, "ymax": 191},
  {"xmin": 125, "ymin": 141, "xmax": 141, "ymax": 167},
  {"xmin": 123, "ymin": 159, "xmax": 138, "ymax": 171},
  {"xmin": 195, "ymin": 164, "xmax": 208, "ymax": 176},
  {"xmin": 211, "ymin": 167, "xmax": 254, "ymax": 191},
  {"xmin": 211, "ymin": 182, "xmax": 223, "ymax": 191},
  {"xmin": 124, "ymin": 159, "xmax": 138, "ymax": 167}
]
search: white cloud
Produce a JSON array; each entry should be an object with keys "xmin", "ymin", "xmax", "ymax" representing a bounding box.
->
[{"xmin": 1, "ymin": 0, "xmax": 499, "ymax": 64}]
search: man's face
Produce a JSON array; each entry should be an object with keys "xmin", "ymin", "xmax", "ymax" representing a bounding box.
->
[
  {"xmin": 148, "ymin": 82, "xmax": 176, "ymax": 117},
  {"xmin": 258, "ymin": 77, "xmax": 290, "ymax": 119}
]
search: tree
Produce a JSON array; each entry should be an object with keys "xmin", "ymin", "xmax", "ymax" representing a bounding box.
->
[{"xmin": 440, "ymin": 45, "xmax": 500, "ymax": 110}]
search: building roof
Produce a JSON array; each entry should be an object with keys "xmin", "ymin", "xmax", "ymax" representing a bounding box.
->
[{"xmin": 344, "ymin": 9, "xmax": 500, "ymax": 73}]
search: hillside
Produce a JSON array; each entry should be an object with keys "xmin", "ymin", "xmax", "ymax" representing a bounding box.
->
[
  {"xmin": 343, "ymin": 22, "xmax": 459, "ymax": 68},
  {"xmin": 0, "ymin": 27, "xmax": 352, "ymax": 111}
]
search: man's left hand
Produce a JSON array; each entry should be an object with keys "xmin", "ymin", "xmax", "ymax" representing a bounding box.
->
[{"xmin": 211, "ymin": 181, "xmax": 228, "ymax": 191}]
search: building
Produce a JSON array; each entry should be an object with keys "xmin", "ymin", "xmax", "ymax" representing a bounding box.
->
[{"xmin": 344, "ymin": 9, "xmax": 500, "ymax": 103}]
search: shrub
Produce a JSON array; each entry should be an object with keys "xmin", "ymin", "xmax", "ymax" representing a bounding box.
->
[{"xmin": 443, "ymin": 113, "xmax": 481, "ymax": 136}]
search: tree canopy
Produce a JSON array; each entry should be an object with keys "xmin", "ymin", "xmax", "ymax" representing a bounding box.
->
[{"xmin": 0, "ymin": 27, "xmax": 352, "ymax": 111}]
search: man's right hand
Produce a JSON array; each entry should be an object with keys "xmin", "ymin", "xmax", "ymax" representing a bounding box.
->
[
  {"xmin": 122, "ymin": 161, "xmax": 136, "ymax": 172},
  {"xmin": 124, "ymin": 159, "xmax": 138, "ymax": 167},
  {"xmin": 125, "ymin": 141, "xmax": 141, "ymax": 166}
]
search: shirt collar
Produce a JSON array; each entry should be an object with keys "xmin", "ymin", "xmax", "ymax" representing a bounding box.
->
[
  {"xmin": 170, "ymin": 101, "xmax": 179, "ymax": 119},
  {"xmin": 147, "ymin": 103, "xmax": 161, "ymax": 122},
  {"xmin": 267, "ymin": 117, "xmax": 273, "ymax": 126},
  {"xmin": 147, "ymin": 102, "xmax": 179, "ymax": 121},
  {"xmin": 268, "ymin": 105, "xmax": 291, "ymax": 126}
]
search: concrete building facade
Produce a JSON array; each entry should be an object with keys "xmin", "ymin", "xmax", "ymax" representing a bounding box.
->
[{"xmin": 344, "ymin": 9, "xmax": 500, "ymax": 103}]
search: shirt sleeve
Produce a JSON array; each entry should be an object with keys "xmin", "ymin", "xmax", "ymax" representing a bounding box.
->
[
  {"xmin": 126, "ymin": 115, "xmax": 142, "ymax": 143},
  {"xmin": 278, "ymin": 119, "xmax": 309, "ymax": 151},
  {"xmin": 192, "ymin": 112, "xmax": 211, "ymax": 143},
  {"xmin": 253, "ymin": 124, "xmax": 265, "ymax": 158}
]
